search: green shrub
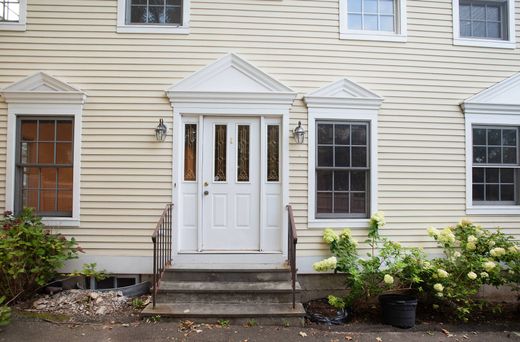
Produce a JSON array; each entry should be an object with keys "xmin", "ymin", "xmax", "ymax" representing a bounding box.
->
[
  {"xmin": 70, "ymin": 263, "xmax": 108, "ymax": 281},
  {"xmin": 0, "ymin": 296, "xmax": 11, "ymax": 327},
  {"xmin": 425, "ymin": 220, "xmax": 520, "ymax": 321},
  {"xmin": 0, "ymin": 209, "xmax": 80, "ymax": 301}
]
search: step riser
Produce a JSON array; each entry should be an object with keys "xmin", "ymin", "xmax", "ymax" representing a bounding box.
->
[
  {"xmin": 157, "ymin": 291, "xmax": 301, "ymax": 304},
  {"xmin": 141, "ymin": 314, "xmax": 304, "ymax": 327},
  {"xmin": 164, "ymin": 271, "xmax": 291, "ymax": 282}
]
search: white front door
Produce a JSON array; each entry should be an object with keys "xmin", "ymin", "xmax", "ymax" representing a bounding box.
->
[{"xmin": 201, "ymin": 117, "xmax": 260, "ymax": 251}]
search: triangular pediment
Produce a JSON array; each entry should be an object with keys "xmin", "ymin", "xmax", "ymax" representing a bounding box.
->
[
  {"xmin": 464, "ymin": 72, "xmax": 520, "ymax": 106},
  {"xmin": 167, "ymin": 53, "xmax": 295, "ymax": 95},
  {"xmin": 1, "ymin": 72, "xmax": 86, "ymax": 104},
  {"xmin": 304, "ymin": 78, "xmax": 383, "ymax": 109}
]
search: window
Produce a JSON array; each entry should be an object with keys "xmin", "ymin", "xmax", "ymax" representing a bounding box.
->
[
  {"xmin": 339, "ymin": 0, "xmax": 407, "ymax": 41},
  {"xmin": 453, "ymin": 0, "xmax": 515, "ymax": 48},
  {"xmin": 472, "ymin": 126, "xmax": 518, "ymax": 204},
  {"xmin": 0, "ymin": 0, "xmax": 26, "ymax": 31},
  {"xmin": 15, "ymin": 118, "xmax": 74, "ymax": 217},
  {"xmin": 117, "ymin": 0, "xmax": 189, "ymax": 34}
]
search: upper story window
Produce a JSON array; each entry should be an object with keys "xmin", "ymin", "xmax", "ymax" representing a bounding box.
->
[
  {"xmin": 0, "ymin": 0, "xmax": 26, "ymax": 31},
  {"xmin": 453, "ymin": 0, "xmax": 515, "ymax": 48},
  {"xmin": 339, "ymin": 0, "xmax": 407, "ymax": 42},
  {"xmin": 117, "ymin": 0, "xmax": 190, "ymax": 34}
]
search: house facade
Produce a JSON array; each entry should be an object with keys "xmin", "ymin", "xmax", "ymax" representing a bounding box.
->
[{"xmin": 1, "ymin": 0, "xmax": 520, "ymax": 277}]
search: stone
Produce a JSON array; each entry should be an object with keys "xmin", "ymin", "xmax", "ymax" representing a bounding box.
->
[
  {"xmin": 95, "ymin": 306, "xmax": 107, "ymax": 315},
  {"xmin": 89, "ymin": 292, "xmax": 100, "ymax": 300}
]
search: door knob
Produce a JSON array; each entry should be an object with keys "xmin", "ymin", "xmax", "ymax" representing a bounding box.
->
[{"xmin": 204, "ymin": 190, "xmax": 209, "ymax": 196}]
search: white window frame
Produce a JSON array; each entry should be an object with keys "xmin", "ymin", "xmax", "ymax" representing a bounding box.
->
[
  {"xmin": 339, "ymin": 0, "xmax": 407, "ymax": 42},
  {"xmin": 116, "ymin": 0, "xmax": 190, "ymax": 34},
  {"xmin": 0, "ymin": 0, "xmax": 27, "ymax": 31},
  {"xmin": 453, "ymin": 0, "xmax": 516, "ymax": 49},
  {"xmin": 305, "ymin": 79, "xmax": 382, "ymax": 228},
  {"xmin": 1, "ymin": 73, "xmax": 86, "ymax": 227}
]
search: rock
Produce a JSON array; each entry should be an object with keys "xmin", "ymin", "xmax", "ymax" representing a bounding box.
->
[
  {"xmin": 95, "ymin": 306, "xmax": 107, "ymax": 315},
  {"xmin": 89, "ymin": 292, "xmax": 100, "ymax": 300},
  {"xmin": 95, "ymin": 297, "xmax": 103, "ymax": 304}
]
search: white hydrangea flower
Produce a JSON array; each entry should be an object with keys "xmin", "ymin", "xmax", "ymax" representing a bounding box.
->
[
  {"xmin": 453, "ymin": 251, "xmax": 461, "ymax": 258},
  {"xmin": 483, "ymin": 261, "xmax": 496, "ymax": 272},
  {"xmin": 467, "ymin": 235, "xmax": 478, "ymax": 243},
  {"xmin": 339, "ymin": 228, "xmax": 352, "ymax": 240},
  {"xmin": 312, "ymin": 256, "xmax": 337, "ymax": 272},
  {"xmin": 480, "ymin": 272, "xmax": 489, "ymax": 278},
  {"xmin": 488, "ymin": 240, "xmax": 496, "ymax": 247},
  {"xmin": 370, "ymin": 211, "xmax": 385, "ymax": 229},
  {"xmin": 427, "ymin": 227, "xmax": 439, "ymax": 237},
  {"xmin": 490, "ymin": 247, "xmax": 506, "ymax": 257},
  {"xmin": 466, "ymin": 242, "xmax": 476, "ymax": 251},
  {"xmin": 438, "ymin": 228, "xmax": 456, "ymax": 244},
  {"xmin": 509, "ymin": 270, "xmax": 515, "ymax": 275},
  {"xmin": 433, "ymin": 283, "xmax": 444, "ymax": 292},
  {"xmin": 467, "ymin": 271, "xmax": 477, "ymax": 280},
  {"xmin": 383, "ymin": 274, "xmax": 394, "ymax": 284},
  {"xmin": 436, "ymin": 292, "xmax": 444, "ymax": 298},
  {"xmin": 508, "ymin": 245, "xmax": 520, "ymax": 254},
  {"xmin": 323, "ymin": 229, "xmax": 339, "ymax": 244},
  {"xmin": 437, "ymin": 269, "xmax": 449, "ymax": 278}
]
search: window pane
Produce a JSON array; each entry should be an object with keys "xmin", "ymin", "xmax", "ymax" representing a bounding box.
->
[
  {"xmin": 40, "ymin": 190, "xmax": 56, "ymax": 212},
  {"xmin": 334, "ymin": 171, "xmax": 349, "ymax": 191},
  {"xmin": 317, "ymin": 124, "xmax": 333, "ymax": 144},
  {"xmin": 352, "ymin": 125, "xmax": 367, "ymax": 145},
  {"xmin": 317, "ymin": 192, "xmax": 332, "ymax": 213},
  {"xmin": 487, "ymin": 22, "xmax": 500, "ymax": 38},
  {"xmin": 23, "ymin": 167, "xmax": 39, "ymax": 189},
  {"xmin": 348, "ymin": 0, "xmax": 362, "ymax": 12},
  {"xmin": 267, "ymin": 125, "xmax": 280, "ymax": 182},
  {"xmin": 472, "ymin": 4, "xmax": 486, "ymax": 20},
  {"xmin": 335, "ymin": 124, "xmax": 350, "ymax": 145},
  {"xmin": 487, "ymin": 146, "xmax": 501, "ymax": 163},
  {"xmin": 149, "ymin": 0, "xmax": 164, "ymax": 5},
  {"xmin": 38, "ymin": 143, "xmax": 54, "ymax": 164},
  {"xmin": 21, "ymin": 120, "xmax": 37, "ymax": 141},
  {"xmin": 351, "ymin": 171, "xmax": 366, "ymax": 191},
  {"xmin": 485, "ymin": 168, "xmax": 499, "ymax": 183},
  {"xmin": 39, "ymin": 121, "xmax": 55, "ymax": 141},
  {"xmin": 472, "ymin": 21, "xmax": 486, "ymax": 37},
  {"xmin": 351, "ymin": 192, "xmax": 366, "ymax": 213},
  {"xmin": 130, "ymin": 6, "xmax": 147, "ymax": 23},
  {"xmin": 503, "ymin": 147, "xmax": 516, "ymax": 164},
  {"xmin": 460, "ymin": 4, "xmax": 471, "ymax": 19},
  {"xmin": 364, "ymin": 15, "xmax": 378, "ymax": 30},
  {"xmin": 489, "ymin": 128, "xmax": 502, "ymax": 146},
  {"xmin": 502, "ymin": 129, "xmax": 516, "ymax": 146},
  {"xmin": 348, "ymin": 14, "xmax": 362, "ymax": 29},
  {"xmin": 472, "ymin": 184, "xmax": 484, "ymax": 201},
  {"xmin": 473, "ymin": 146, "xmax": 486, "ymax": 163},
  {"xmin": 486, "ymin": 184, "xmax": 499, "ymax": 201},
  {"xmin": 58, "ymin": 168, "xmax": 73, "ymax": 189},
  {"xmin": 57, "ymin": 190, "xmax": 73, "ymax": 213},
  {"xmin": 318, "ymin": 146, "xmax": 334, "ymax": 167},
  {"xmin": 132, "ymin": 0, "xmax": 147, "ymax": 4},
  {"xmin": 486, "ymin": 5, "xmax": 499, "ymax": 20},
  {"xmin": 167, "ymin": 0, "xmax": 182, "ymax": 5},
  {"xmin": 148, "ymin": 5, "xmax": 163, "ymax": 23},
  {"xmin": 501, "ymin": 185, "xmax": 515, "ymax": 201},
  {"xmin": 214, "ymin": 125, "xmax": 227, "ymax": 182},
  {"xmin": 472, "ymin": 167, "xmax": 484, "ymax": 183},
  {"xmin": 473, "ymin": 128, "xmax": 486, "ymax": 145},
  {"xmin": 21, "ymin": 142, "xmax": 37, "ymax": 164},
  {"xmin": 351, "ymin": 146, "xmax": 367, "ymax": 167},
  {"xmin": 334, "ymin": 193, "xmax": 349, "ymax": 213},
  {"xmin": 380, "ymin": 0, "xmax": 394, "ymax": 14},
  {"xmin": 23, "ymin": 190, "xmax": 38, "ymax": 209},
  {"xmin": 41, "ymin": 168, "xmax": 57, "ymax": 189},
  {"xmin": 56, "ymin": 143, "xmax": 73, "ymax": 164},
  {"xmin": 184, "ymin": 124, "xmax": 197, "ymax": 181},
  {"xmin": 500, "ymin": 168, "xmax": 514, "ymax": 183},
  {"xmin": 317, "ymin": 170, "xmax": 333, "ymax": 191},
  {"xmin": 57, "ymin": 121, "xmax": 73, "ymax": 141},
  {"xmin": 461, "ymin": 20, "xmax": 472, "ymax": 36},
  {"xmin": 364, "ymin": 0, "xmax": 378, "ymax": 13},
  {"xmin": 380, "ymin": 15, "xmax": 394, "ymax": 31},
  {"xmin": 334, "ymin": 146, "xmax": 350, "ymax": 167},
  {"xmin": 237, "ymin": 125, "xmax": 250, "ymax": 182},
  {"xmin": 165, "ymin": 6, "xmax": 181, "ymax": 24}
]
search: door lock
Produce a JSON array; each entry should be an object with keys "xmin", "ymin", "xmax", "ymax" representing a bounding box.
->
[
  {"xmin": 204, "ymin": 182, "xmax": 209, "ymax": 187},
  {"xmin": 204, "ymin": 190, "xmax": 209, "ymax": 196}
]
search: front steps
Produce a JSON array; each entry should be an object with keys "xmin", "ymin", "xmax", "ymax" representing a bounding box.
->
[{"xmin": 142, "ymin": 266, "xmax": 306, "ymax": 326}]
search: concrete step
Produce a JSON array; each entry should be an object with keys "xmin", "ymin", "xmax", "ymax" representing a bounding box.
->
[
  {"xmin": 164, "ymin": 267, "xmax": 292, "ymax": 282},
  {"xmin": 141, "ymin": 302, "xmax": 306, "ymax": 326},
  {"xmin": 156, "ymin": 280, "xmax": 301, "ymax": 304}
]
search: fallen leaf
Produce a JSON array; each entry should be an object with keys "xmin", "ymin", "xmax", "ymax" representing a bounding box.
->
[
  {"xmin": 376, "ymin": 337, "xmax": 383, "ymax": 342},
  {"xmin": 299, "ymin": 331, "xmax": 308, "ymax": 337},
  {"xmin": 441, "ymin": 328, "xmax": 453, "ymax": 337},
  {"xmin": 345, "ymin": 336, "xmax": 353, "ymax": 341}
]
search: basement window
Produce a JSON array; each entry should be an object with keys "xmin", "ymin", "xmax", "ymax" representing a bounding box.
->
[{"xmin": 86, "ymin": 275, "xmax": 139, "ymax": 290}]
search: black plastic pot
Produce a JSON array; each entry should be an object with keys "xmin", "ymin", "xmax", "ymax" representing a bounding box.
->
[{"xmin": 379, "ymin": 293, "xmax": 417, "ymax": 329}]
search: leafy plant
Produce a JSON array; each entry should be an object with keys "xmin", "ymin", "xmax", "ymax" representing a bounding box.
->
[
  {"xmin": 131, "ymin": 298, "xmax": 145, "ymax": 310},
  {"xmin": 217, "ymin": 319, "xmax": 230, "ymax": 327},
  {"xmin": 0, "ymin": 296, "xmax": 11, "ymax": 327},
  {"xmin": 70, "ymin": 263, "xmax": 108, "ymax": 281},
  {"xmin": 0, "ymin": 209, "xmax": 81, "ymax": 301},
  {"xmin": 246, "ymin": 318, "xmax": 257, "ymax": 327}
]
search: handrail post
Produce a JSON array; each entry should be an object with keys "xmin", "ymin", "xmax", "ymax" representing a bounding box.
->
[
  {"xmin": 151, "ymin": 203, "xmax": 173, "ymax": 310},
  {"xmin": 286, "ymin": 205, "xmax": 298, "ymax": 309}
]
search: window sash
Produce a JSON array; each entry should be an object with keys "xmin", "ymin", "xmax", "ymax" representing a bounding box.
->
[
  {"xmin": 459, "ymin": 0, "xmax": 508, "ymax": 40},
  {"xmin": 347, "ymin": 0, "xmax": 398, "ymax": 32},
  {"xmin": 0, "ymin": 0, "xmax": 20, "ymax": 22},
  {"xmin": 125, "ymin": 0, "xmax": 183, "ymax": 26}
]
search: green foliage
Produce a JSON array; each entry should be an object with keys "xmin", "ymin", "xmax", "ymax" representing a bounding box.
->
[
  {"xmin": 425, "ymin": 220, "xmax": 520, "ymax": 321},
  {"xmin": 217, "ymin": 319, "xmax": 230, "ymax": 327},
  {"xmin": 0, "ymin": 296, "xmax": 11, "ymax": 327},
  {"xmin": 246, "ymin": 318, "xmax": 257, "ymax": 327},
  {"xmin": 0, "ymin": 209, "xmax": 80, "ymax": 301},
  {"xmin": 70, "ymin": 263, "xmax": 108, "ymax": 281},
  {"xmin": 131, "ymin": 298, "xmax": 145, "ymax": 310}
]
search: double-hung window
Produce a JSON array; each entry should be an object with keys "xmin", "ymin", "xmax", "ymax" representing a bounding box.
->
[
  {"xmin": 117, "ymin": 0, "xmax": 189, "ymax": 33},
  {"xmin": 472, "ymin": 126, "xmax": 518, "ymax": 204},
  {"xmin": 453, "ymin": 0, "xmax": 515, "ymax": 48},
  {"xmin": 0, "ymin": 0, "xmax": 26, "ymax": 31},
  {"xmin": 340, "ymin": 0, "xmax": 407, "ymax": 41},
  {"xmin": 316, "ymin": 121, "xmax": 370, "ymax": 218},
  {"xmin": 15, "ymin": 118, "xmax": 74, "ymax": 217}
]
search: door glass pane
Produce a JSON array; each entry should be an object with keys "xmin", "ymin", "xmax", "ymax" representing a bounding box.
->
[
  {"xmin": 184, "ymin": 124, "xmax": 197, "ymax": 181},
  {"xmin": 267, "ymin": 125, "xmax": 280, "ymax": 182},
  {"xmin": 214, "ymin": 125, "xmax": 227, "ymax": 182},
  {"xmin": 237, "ymin": 125, "xmax": 250, "ymax": 182}
]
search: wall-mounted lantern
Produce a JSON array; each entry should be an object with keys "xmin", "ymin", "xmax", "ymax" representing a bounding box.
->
[
  {"xmin": 155, "ymin": 118, "xmax": 167, "ymax": 142},
  {"xmin": 293, "ymin": 121, "xmax": 305, "ymax": 144}
]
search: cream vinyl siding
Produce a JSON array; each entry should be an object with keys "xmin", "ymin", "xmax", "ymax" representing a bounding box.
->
[{"xmin": 0, "ymin": 0, "xmax": 520, "ymax": 260}]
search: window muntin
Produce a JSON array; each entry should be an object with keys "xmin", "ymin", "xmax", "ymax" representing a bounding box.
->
[
  {"xmin": 316, "ymin": 121, "xmax": 369, "ymax": 218},
  {"xmin": 126, "ymin": 0, "xmax": 182, "ymax": 25},
  {"xmin": 460, "ymin": 0, "xmax": 508, "ymax": 40},
  {"xmin": 347, "ymin": 0, "xmax": 396, "ymax": 32},
  {"xmin": 0, "ymin": 0, "xmax": 20, "ymax": 22},
  {"xmin": 472, "ymin": 126, "xmax": 519, "ymax": 204},
  {"xmin": 183, "ymin": 123, "xmax": 197, "ymax": 181},
  {"xmin": 16, "ymin": 118, "xmax": 74, "ymax": 217}
]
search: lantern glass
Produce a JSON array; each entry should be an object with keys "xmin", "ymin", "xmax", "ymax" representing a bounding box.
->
[
  {"xmin": 293, "ymin": 121, "xmax": 305, "ymax": 144},
  {"xmin": 155, "ymin": 119, "xmax": 167, "ymax": 142}
]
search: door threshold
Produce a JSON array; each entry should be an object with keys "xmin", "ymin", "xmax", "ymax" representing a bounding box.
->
[{"xmin": 179, "ymin": 251, "xmax": 283, "ymax": 254}]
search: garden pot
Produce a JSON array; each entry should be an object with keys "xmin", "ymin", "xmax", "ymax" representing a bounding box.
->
[{"xmin": 379, "ymin": 293, "xmax": 417, "ymax": 329}]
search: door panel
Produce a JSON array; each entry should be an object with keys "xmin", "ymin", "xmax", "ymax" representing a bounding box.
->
[{"xmin": 202, "ymin": 117, "xmax": 260, "ymax": 251}]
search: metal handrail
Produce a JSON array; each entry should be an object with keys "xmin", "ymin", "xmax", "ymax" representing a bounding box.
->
[
  {"xmin": 152, "ymin": 203, "xmax": 173, "ymax": 309},
  {"xmin": 286, "ymin": 204, "xmax": 298, "ymax": 309}
]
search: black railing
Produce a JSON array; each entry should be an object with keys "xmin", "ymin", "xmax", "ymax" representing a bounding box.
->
[
  {"xmin": 286, "ymin": 204, "xmax": 298, "ymax": 309},
  {"xmin": 152, "ymin": 203, "xmax": 173, "ymax": 309}
]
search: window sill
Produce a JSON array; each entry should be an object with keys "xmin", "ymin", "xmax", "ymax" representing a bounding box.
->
[
  {"xmin": 308, "ymin": 218, "xmax": 369, "ymax": 229},
  {"xmin": 0, "ymin": 22, "xmax": 26, "ymax": 31},
  {"xmin": 116, "ymin": 25, "xmax": 189, "ymax": 34},
  {"xmin": 466, "ymin": 206, "xmax": 520, "ymax": 215},
  {"xmin": 453, "ymin": 37, "xmax": 516, "ymax": 49},
  {"xmin": 340, "ymin": 32, "xmax": 407, "ymax": 42},
  {"xmin": 42, "ymin": 217, "xmax": 80, "ymax": 227}
]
